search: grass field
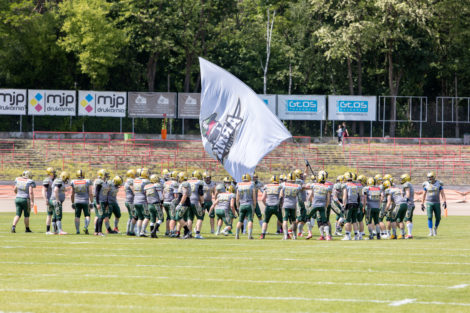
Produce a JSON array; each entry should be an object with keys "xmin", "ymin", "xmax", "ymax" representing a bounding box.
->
[{"xmin": 1, "ymin": 212, "xmax": 469, "ymax": 313}]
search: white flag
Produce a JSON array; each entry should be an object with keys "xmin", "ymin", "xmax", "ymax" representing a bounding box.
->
[{"xmin": 199, "ymin": 57, "xmax": 292, "ymax": 182}]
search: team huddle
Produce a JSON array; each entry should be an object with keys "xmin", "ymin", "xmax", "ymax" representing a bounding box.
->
[{"xmin": 10, "ymin": 167, "xmax": 447, "ymax": 240}]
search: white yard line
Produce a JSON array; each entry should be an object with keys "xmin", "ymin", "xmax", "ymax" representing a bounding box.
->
[
  {"xmin": 389, "ymin": 299, "xmax": 416, "ymax": 306},
  {"xmin": 0, "ymin": 288, "xmax": 469, "ymax": 307},
  {"xmin": 0, "ymin": 261, "xmax": 469, "ymax": 277},
  {"xmin": 448, "ymin": 284, "xmax": 469, "ymax": 289},
  {"xmin": 0, "ymin": 272, "xmax": 450, "ymax": 289}
]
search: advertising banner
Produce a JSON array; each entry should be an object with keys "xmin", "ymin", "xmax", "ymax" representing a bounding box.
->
[
  {"xmin": 78, "ymin": 91, "xmax": 126, "ymax": 117},
  {"xmin": 128, "ymin": 92, "xmax": 177, "ymax": 118},
  {"xmin": 0, "ymin": 89, "xmax": 27, "ymax": 115},
  {"xmin": 277, "ymin": 95, "xmax": 326, "ymax": 120},
  {"xmin": 328, "ymin": 95, "xmax": 377, "ymax": 121},
  {"xmin": 28, "ymin": 90, "xmax": 76, "ymax": 116},
  {"xmin": 257, "ymin": 94, "xmax": 276, "ymax": 114},
  {"xmin": 178, "ymin": 93, "xmax": 201, "ymax": 118}
]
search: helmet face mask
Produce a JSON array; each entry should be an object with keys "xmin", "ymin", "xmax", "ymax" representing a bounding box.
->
[
  {"xmin": 374, "ymin": 174, "xmax": 383, "ymax": 184},
  {"xmin": 367, "ymin": 177, "xmax": 376, "ymax": 186},
  {"xmin": 318, "ymin": 173, "xmax": 325, "ymax": 183},
  {"xmin": 22, "ymin": 170, "xmax": 33, "ymax": 179},
  {"xmin": 46, "ymin": 167, "xmax": 56, "ymax": 177},
  {"xmin": 227, "ymin": 185, "xmax": 235, "ymax": 193},
  {"xmin": 427, "ymin": 172, "xmax": 435, "ymax": 182},
  {"xmin": 98, "ymin": 169, "xmax": 108, "ymax": 179}
]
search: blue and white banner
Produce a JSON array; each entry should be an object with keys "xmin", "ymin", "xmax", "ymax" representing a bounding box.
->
[
  {"xmin": 257, "ymin": 94, "xmax": 276, "ymax": 114},
  {"xmin": 328, "ymin": 95, "xmax": 377, "ymax": 121},
  {"xmin": 78, "ymin": 91, "xmax": 126, "ymax": 117},
  {"xmin": 199, "ymin": 58, "xmax": 292, "ymax": 182},
  {"xmin": 278, "ymin": 95, "xmax": 326, "ymax": 120}
]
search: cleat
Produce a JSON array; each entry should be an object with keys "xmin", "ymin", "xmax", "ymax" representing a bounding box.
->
[
  {"xmin": 11, "ymin": 227, "xmax": 15, "ymax": 233},
  {"xmin": 353, "ymin": 236, "xmax": 359, "ymax": 241},
  {"xmin": 428, "ymin": 231, "xmax": 433, "ymax": 236},
  {"xmin": 76, "ymin": 231, "xmax": 80, "ymax": 235},
  {"xmin": 376, "ymin": 233, "xmax": 381, "ymax": 240},
  {"xmin": 235, "ymin": 233, "xmax": 240, "ymax": 239},
  {"xmin": 317, "ymin": 236, "xmax": 325, "ymax": 241},
  {"xmin": 326, "ymin": 235, "xmax": 332, "ymax": 241},
  {"xmin": 260, "ymin": 234, "xmax": 265, "ymax": 239},
  {"xmin": 398, "ymin": 234, "xmax": 404, "ymax": 239},
  {"xmin": 334, "ymin": 231, "xmax": 343, "ymax": 236},
  {"xmin": 292, "ymin": 235, "xmax": 297, "ymax": 240},
  {"xmin": 248, "ymin": 236, "xmax": 254, "ymax": 240},
  {"xmin": 25, "ymin": 229, "xmax": 32, "ymax": 233},
  {"xmin": 286, "ymin": 233, "xmax": 291, "ymax": 240},
  {"xmin": 405, "ymin": 235, "xmax": 413, "ymax": 239},
  {"xmin": 84, "ymin": 228, "xmax": 89, "ymax": 235},
  {"xmin": 113, "ymin": 227, "xmax": 120, "ymax": 233},
  {"xmin": 433, "ymin": 228, "xmax": 437, "ymax": 236},
  {"xmin": 210, "ymin": 231, "xmax": 214, "ymax": 234},
  {"xmin": 297, "ymin": 232, "xmax": 303, "ymax": 237},
  {"xmin": 59, "ymin": 231, "xmax": 68, "ymax": 235},
  {"xmin": 390, "ymin": 234, "xmax": 397, "ymax": 240},
  {"xmin": 221, "ymin": 230, "xmax": 229, "ymax": 236},
  {"xmin": 165, "ymin": 231, "xmax": 170, "ymax": 237},
  {"xmin": 46, "ymin": 231, "xmax": 54, "ymax": 235},
  {"xmin": 369, "ymin": 235, "xmax": 374, "ymax": 240},
  {"xmin": 341, "ymin": 236, "xmax": 351, "ymax": 241},
  {"xmin": 139, "ymin": 233, "xmax": 148, "ymax": 237},
  {"xmin": 97, "ymin": 232, "xmax": 105, "ymax": 236},
  {"xmin": 306, "ymin": 234, "xmax": 313, "ymax": 240},
  {"xmin": 151, "ymin": 232, "xmax": 158, "ymax": 238},
  {"xmin": 195, "ymin": 234, "xmax": 204, "ymax": 239}
]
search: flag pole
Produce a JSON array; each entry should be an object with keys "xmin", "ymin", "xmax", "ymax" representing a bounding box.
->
[{"xmin": 291, "ymin": 137, "xmax": 316, "ymax": 177}]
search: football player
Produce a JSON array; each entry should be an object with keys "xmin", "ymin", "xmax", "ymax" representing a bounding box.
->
[
  {"xmin": 260, "ymin": 175, "xmax": 282, "ymax": 239},
  {"xmin": 70, "ymin": 169, "xmax": 93, "ymax": 234},
  {"xmin": 93, "ymin": 169, "xmax": 111, "ymax": 236},
  {"xmin": 422, "ymin": 172, "xmax": 446, "ymax": 236},
  {"xmin": 202, "ymin": 172, "xmax": 216, "ymax": 233},
  {"xmin": 147, "ymin": 174, "xmax": 164, "ymax": 238},
  {"xmin": 188, "ymin": 170, "xmax": 205, "ymax": 239},
  {"xmin": 307, "ymin": 172, "xmax": 332, "ymax": 240},
  {"xmin": 400, "ymin": 174, "xmax": 415, "ymax": 239},
  {"xmin": 50, "ymin": 171, "xmax": 70, "ymax": 235},
  {"xmin": 236, "ymin": 174, "xmax": 256, "ymax": 239},
  {"xmin": 362, "ymin": 177, "xmax": 381, "ymax": 239},
  {"xmin": 43, "ymin": 167, "xmax": 57, "ymax": 234},
  {"xmin": 11, "ymin": 170, "xmax": 35, "ymax": 233},
  {"xmin": 107, "ymin": 175, "xmax": 123, "ymax": 233},
  {"xmin": 132, "ymin": 168, "xmax": 151, "ymax": 237},
  {"xmin": 209, "ymin": 184, "xmax": 237, "ymax": 236},
  {"xmin": 279, "ymin": 173, "xmax": 302, "ymax": 240},
  {"xmin": 341, "ymin": 172, "xmax": 360, "ymax": 240},
  {"xmin": 124, "ymin": 169, "xmax": 137, "ymax": 236}
]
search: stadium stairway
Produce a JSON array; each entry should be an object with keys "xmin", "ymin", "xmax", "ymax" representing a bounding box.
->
[{"xmin": 0, "ymin": 137, "xmax": 469, "ymax": 184}]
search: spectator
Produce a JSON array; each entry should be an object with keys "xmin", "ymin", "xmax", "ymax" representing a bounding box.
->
[
  {"xmin": 342, "ymin": 122, "xmax": 349, "ymax": 144},
  {"xmin": 336, "ymin": 125, "xmax": 343, "ymax": 146}
]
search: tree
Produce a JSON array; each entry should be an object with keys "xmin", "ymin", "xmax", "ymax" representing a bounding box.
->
[{"xmin": 58, "ymin": 0, "xmax": 127, "ymax": 89}]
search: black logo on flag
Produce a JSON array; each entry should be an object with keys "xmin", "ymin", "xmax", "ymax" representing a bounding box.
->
[{"xmin": 201, "ymin": 99, "xmax": 243, "ymax": 164}]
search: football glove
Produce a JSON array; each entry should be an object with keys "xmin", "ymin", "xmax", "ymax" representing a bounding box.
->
[
  {"xmin": 305, "ymin": 160, "xmax": 310, "ymax": 167},
  {"xmin": 443, "ymin": 201, "xmax": 447, "ymax": 209},
  {"xmin": 72, "ymin": 203, "xmax": 76, "ymax": 210},
  {"xmin": 421, "ymin": 204, "xmax": 425, "ymax": 212}
]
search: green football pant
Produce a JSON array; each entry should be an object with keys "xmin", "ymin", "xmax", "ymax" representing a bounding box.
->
[
  {"xmin": 74, "ymin": 203, "xmax": 90, "ymax": 218},
  {"xmin": 15, "ymin": 198, "xmax": 30, "ymax": 218},
  {"xmin": 238, "ymin": 204, "xmax": 253, "ymax": 223}
]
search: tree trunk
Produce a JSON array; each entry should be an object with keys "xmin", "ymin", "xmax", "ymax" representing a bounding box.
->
[
  {"xmin": 357, "ymin": 52, "xmax": 364, "ymax": 136},
  {"xmin": 288, "ymin": 61, "xmax": 292, "ymax": 95},
  {"xmin": 347, "ymin": 57, "xmax": 354, "ymax": 95},
  {"xmin": 146, "ymin": 52, "xmax": 158, "ymax": 92},
  {"xmin": 455, "ymin": 73, "xmax": 459, "ymax": 138},
  {"xmin": 184, "ymin": 53, "xmax": 193, "ymax": 92},
  {"xmin": 387, "ymin": 52, "xmax": 401, "ymax": 137}
]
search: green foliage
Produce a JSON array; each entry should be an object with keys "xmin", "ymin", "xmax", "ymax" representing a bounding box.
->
[{"xmin": 58, "ymin": 0, "xmax": 127, "ymax": 88}]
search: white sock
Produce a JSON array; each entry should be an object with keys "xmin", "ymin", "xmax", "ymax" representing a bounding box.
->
[
  {"xmin": 243, "ymin": 219, "xmax": 247, "ymax": 234},
  {"xmin": 105, "ymin": 220, "xmax": 110, "ymax": 230},
  {"xmin": 84, "ymin": 218, "xmax": 90, "ymax": 229},
  {"xmin": 126, "ymin": 220, "xmax": 131, "ymax": 232},
  {"xmin": 259, "ymin": 220, "xmax": 264, "ymax": 228},
  {"xmin": 216, "ymin": 226, "xmax": 221, "ymax": 234},
  {"xmin": 114, "ymin": 219, "xmax": 119, "ymax": 229},
  {"xmin": 324, "ymin": 226, "xmax": 330, "ymax": 236},
  {"xmin": 307, "ymin": 221, "xmax": 313, "ymax": 231},
  {"xmin": 137, "ymin": 225, "xmax": 142, "ymax": 235},
  {"xmin": 319, "ymin": 226, "xmax": 324, "ymax": 237},
  {"xmin": 375, "ymin": 225, "xmax": 380, "ymax": 234},
  {"xmin": 407, "ymin": 223, "xmax": 413, "ymax": 235},
  {"xmin": 57, "ymin": 221, "xmax": 62, "ymax": 232}
]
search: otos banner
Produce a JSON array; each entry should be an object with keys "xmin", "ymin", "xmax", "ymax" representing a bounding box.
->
[
  {"xmin": 328, "ymin": 95, "xmax": 376, "ymax": 121},
  {"xmin": 78, "ymin": 91, "xmax": 126, "ymax": 117},
  {"xmin": 277, "ymin": 95, "xmax": 326, "ymax": 120},
  {"xmin": 257, "ymin": 94, "xmax": 276, "ymax": 114},
  {"xmin": 128, "ymin": 92, "xmax": 177, "ymax": 118},
  {"xmin": 28, "ymin": 90, "xmax": 76, "ymax": 116},
  {"xmin": 0, "ymin": 89, "xmax": 27, "ymax": 115}
]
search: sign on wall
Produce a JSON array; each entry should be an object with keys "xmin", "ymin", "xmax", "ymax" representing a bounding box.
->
[
  {"xmin": 328, "ymin": 95, "xmax": 377, "ymax": 121},
  {"xmin": 0, "ymin": 89, "xmax": 27, "ymax": 115},
  {"xmin": 277, "ymin": 95, "xmax": 326, "ymax": 120},
  {"xmin": 257, "ymin": 94, "xmax": 276, "ymax": 114},
  {"xmin": 28, "ymin": 90, "xmax": 76, "ymax": 116},
  {"xmin": 128, "ymin": 92, "xmax": 177, "ymax": 118},
  {"xmin": 78, "ymin": 91, "xmax": 126, "ymax": 117},
  {"xmin": 178, "ymin": 93, "xmax": 200, "ymax": 118}
]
